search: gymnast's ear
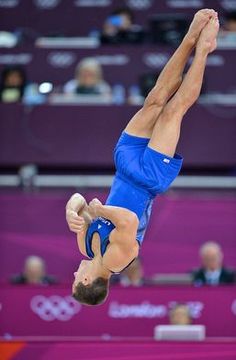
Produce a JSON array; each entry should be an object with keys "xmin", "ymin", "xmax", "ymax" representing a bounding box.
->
[{"xmin": 72, "ymin": 277, "xmax": 109, "ymax": 306}]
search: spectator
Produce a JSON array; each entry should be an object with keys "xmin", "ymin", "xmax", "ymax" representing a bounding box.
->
[
  {"xmin": 0, "ymin": 65, "xmax": 27, "ymax": 102},
  {"xmin": 192, "ymin": 242, "xmax": 235, "ymax": 286},
  {"xmin": 0, "ymin": 65, "xmax": 44, "ymax": 104},
  {"xmin": 101, "ymin": 7, "xmax": 144, "ymax": 44},
  {"xmin": 63, "ymin": 57, "xmax": 111, "ymax": 96},
  {"xmin": 10, "ymin": 255, "xmax": 57, "ymax": 285},
  {"xmin": 169, "ymin": 304, "xmax": 192, "ymax": 325},
  {"xmin": 218, "ymin": 12, "xmax": 236, "ymax": 45},
  {"xmin": 223, "ymin": 11, "xmax": 236, "ymax": 32}
]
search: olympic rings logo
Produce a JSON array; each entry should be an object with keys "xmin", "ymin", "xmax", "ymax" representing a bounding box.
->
[{"xmin": 30, "ymin": 295, "xmax": 81, "ymax": 321}]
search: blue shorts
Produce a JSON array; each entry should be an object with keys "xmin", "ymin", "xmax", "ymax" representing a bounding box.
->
[{"xmin": 113, "ymin": 132, "xmax": 183, "ymax": 196}]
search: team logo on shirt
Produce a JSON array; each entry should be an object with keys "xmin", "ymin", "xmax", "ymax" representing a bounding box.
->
[{"xmin": 98, "ymin": 217, "xmax": 111, "ymax": 226}]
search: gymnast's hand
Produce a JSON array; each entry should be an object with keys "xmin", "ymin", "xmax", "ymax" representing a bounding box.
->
[
  {"xmin": 65, "ymin": 193, "xmax": 86, "ymax": 233},
  {"xmin": 88, "ymin": 198, "xmax": 102, "ymax": 218},
  {"xmin": 66, "ymin": 209, "xmax": 86, "ymax": 234}
]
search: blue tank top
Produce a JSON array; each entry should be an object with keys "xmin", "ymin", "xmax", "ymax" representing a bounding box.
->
[
  {"xmin": 85, "ymin": 172, "xmax": 153, "ymax": 260},
  {"xmin": 85, "ymin": 217, "xmax": 115, "ymax": 258}
]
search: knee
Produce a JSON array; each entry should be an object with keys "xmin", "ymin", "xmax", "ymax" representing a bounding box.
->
[
  {"xmin": 161, "ymin": 98, "xmax": 185, "ymax": 120},
  {"xmin": 164, "ymin": 94, "xmax": 195, "ymax": 118},
  {"xmin": 178, "ymin": 85, "xmax": 201, "ymax": 110},
  {"xmin": 144, "ymin": 85, "xmax": 168, "ymax": 108}
]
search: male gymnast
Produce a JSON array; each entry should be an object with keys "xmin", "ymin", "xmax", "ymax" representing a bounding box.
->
[{"xmin": 66, "ymin": 9, "xmax": 219, "ymax": 305}]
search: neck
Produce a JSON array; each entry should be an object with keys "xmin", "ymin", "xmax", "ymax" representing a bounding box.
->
[{"xmin": 91, "ymin": 255, "xmax": 112, "ymax": 280}]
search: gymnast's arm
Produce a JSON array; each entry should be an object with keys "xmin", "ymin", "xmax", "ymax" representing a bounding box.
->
[
  {"xmin": 89, "ymin": 199, "xmax": 139, "ymax": 272},
  {"xmin": 88, "ymin": 198, "xmax": 139, "ymax": 238},
  {"xmin": 66, "ymin": 194, "xmax": 90, "ymax": 256},
  {"xmin": 89, "ymin": 199, "xmax": 140, "ymax": 272}
]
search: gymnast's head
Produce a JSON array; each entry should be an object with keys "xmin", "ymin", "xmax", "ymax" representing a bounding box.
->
[{"xmin": 72, "ymin": 260, "xmax": 109, "ymax": 305}]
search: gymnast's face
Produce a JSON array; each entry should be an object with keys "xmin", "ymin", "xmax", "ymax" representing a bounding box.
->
[{"xmin": 72, "ymin": 260, "xmax": 96, "ymax": 291}]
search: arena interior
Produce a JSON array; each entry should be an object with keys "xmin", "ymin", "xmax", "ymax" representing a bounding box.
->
[{"xmin": 0, "ymin": 0, "xmax": 236, "ymax": 359}]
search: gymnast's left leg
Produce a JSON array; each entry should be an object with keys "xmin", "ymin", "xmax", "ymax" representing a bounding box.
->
[
  {"xmin": 124, "ymin": 9, "xmax": 216, "ymax": 139},
  {"xmin": 147, "ymin": 16, "xmax": 219, "ymax": 158}
]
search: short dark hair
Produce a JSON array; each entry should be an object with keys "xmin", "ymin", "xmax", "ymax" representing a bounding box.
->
[{"xmin": 72, "ymin": 277, "xmax": 109, "ymax": 306}]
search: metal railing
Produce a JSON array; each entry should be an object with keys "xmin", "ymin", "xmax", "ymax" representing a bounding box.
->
[{"xmin": 0, "ymin": 174, "xmax": 236, "ymax": 189}]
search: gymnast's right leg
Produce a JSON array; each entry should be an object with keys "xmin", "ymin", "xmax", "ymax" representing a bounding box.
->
[
  {"xmin": 147, "ymin": 16, "xmax": 219, "ymax": 158},
  {"xmin": 124, "ymin": 9, "xmax": 217, "ymax": 139}
]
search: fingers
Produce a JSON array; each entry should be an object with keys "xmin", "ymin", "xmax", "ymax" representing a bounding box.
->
[
  {"xmin": 66, "ymin": 209, "xmax": 84, "ymax": 224},
  {"xmin": 89, "ymin": 198, "xmax": 102, "ymax": 208},
  {"xmin": 66, "ymin": 193, "xmax": 86, "ymax": 213},
  {"xmin": 66, "ymin": 209, "xmax": 86, "ymax": 233},
  {"xmin": 88, "ymin": 198, "xmax": 102, "ymax": 218},
  {"xmin": 69, "ymin": 224, "xmax": 85, "ymax": 234}
]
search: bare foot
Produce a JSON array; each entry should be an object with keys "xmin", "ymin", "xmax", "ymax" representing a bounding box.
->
[
  {"xmin": 196, "ymin": 17, "xmax": 220, "ymax": 53},
  {"xmin": 186, "ymin": 9, "xmax": 217, "ymax": 44}
]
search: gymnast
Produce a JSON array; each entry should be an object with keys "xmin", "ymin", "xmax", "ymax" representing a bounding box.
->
[{"xmin": 66, "ymin": 9, "xmax": 219, "ymax": 305}]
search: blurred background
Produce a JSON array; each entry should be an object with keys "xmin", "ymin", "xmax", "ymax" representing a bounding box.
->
[{"xmin": 0, "ymin": 0, "xmax": 236, "ymax": 359}]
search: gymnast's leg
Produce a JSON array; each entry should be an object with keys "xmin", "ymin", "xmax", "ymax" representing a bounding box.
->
[
  {"xmin": 147, "ymin": 16, "xmax": 219, "ymax": 157},
  {"xmin": 124, "ymin": 9, "xmax": 216, "ymax": 139}
]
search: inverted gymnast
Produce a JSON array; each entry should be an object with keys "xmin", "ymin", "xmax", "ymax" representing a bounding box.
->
[{"xmin": 66, "ymin": 9, "xmax": 219, "ymax": 305}]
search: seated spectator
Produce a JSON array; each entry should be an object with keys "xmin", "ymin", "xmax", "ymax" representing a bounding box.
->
[
  {"xmin": 192, "ymin": 242, "xmax": 235, "ymax": 286},
  {"xmin": 101, "ymin": 7, "xmax": 144, "ymax": 44},
  {"xmin": 169, "ymin": 304, "xmax": 192, "ymax": 325},
  {"xmin": 0, "ymin": 65, "xmax": 27, "ymax": 102},
  {"xmin": 111, "ymin": 257, "xmax": 144, "ymax": 287},
  {"xmin": 63, "ymin": 57, "xmax": 111, "ymax": 96},
  {"xmin": 0, "ymin": 65, "xmax": 44, "ymax": 104},
  {"xmin": 223, "ymin": 11, "xmax": 236, "ymax": 32},
  {"xmin": 10, "ymin": 255, "xmax": 57, "ymax": 285},
  {"xmin": 218, "ymin": 12, "xmax": 236, "ymax": 45}
]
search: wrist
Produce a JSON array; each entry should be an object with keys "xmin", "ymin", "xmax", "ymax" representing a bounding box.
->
[{"xmin": 95, "ymin": 203, "xmax": 103, "ymax": 217}]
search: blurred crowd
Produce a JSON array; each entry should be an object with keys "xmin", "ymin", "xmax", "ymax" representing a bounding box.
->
[
  {"xmin": 1, "ymin": 9, "xmax": 236, "ymax": 106},
  {"xmin": 10, "ymin": 241, "xmax": 235, "ymax": 334},
  {"xmin": 11, "ymin": 241, "xmax": 235, "ymax": 287},
  {"xmin": 1, "ymin": 7, "xmax": 236, "ymax": 47}
]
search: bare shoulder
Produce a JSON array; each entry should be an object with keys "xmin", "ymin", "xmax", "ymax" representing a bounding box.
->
[
  {"xmin": 103, "ymin": 236, "xmax": 139, "ymax": 273},
  {"xmin": 109, "ymin": 219, "xmax": 138, "ymax": 248},
  {"xmin": 109, "ymin": 226, "xmax": 139, "ymax": 257}
]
